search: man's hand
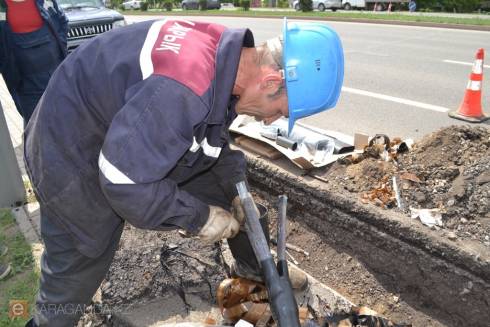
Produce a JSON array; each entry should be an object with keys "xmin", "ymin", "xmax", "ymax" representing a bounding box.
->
[
  {"xmin": 198, "ymin": 206, "xmax": 240, "ymax": 244},
  {"xmin": 231, "ymin": 196, "xmax": 246, "ymax": 225},
  {"xmin": 231, "ymin": 195, "xmax": 259, "ymax": 225}
]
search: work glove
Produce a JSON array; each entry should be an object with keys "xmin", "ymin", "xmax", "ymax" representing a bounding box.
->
[
  {"xmin": 231, "ymin": 196, "xmax": 246, "ymax": 225},
  {"xmin": 198, "ymin": 206, "xmax": 240, "ymax": 244},
  {"xmin": 230, "ymin": 195, "xmax": 259, "ymax": 226}
]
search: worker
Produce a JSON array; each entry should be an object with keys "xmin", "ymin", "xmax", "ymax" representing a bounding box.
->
[
  {"xmin": 0, "ymin": 243, "xmax": 11, "ymax": 280},
  {"xmin": 408, "ymin": 0, "xmax": 417, "ymax": 12},
  {"xmin": 24, "ymin": 18, "xmax": 344, "ymax": 326},
  {"xmin": 0, "ymin": 0, "xmax": 67, "ymax": 124}
]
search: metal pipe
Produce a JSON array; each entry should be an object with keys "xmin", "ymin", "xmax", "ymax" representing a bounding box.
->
[
  {"xmin": 236, "ymin": 181, "xmax": 300, "ymax": 327},
  {"xmin": 277, "ymin": 195, "xmax": 287, "ymax": 262},
  {"xmin": 276, "ymin": 136, "xmax": 298, "ymax": 151},
  {"xmin": 236, "ymin": 181, "xmax": 272, "ymax": 263}
]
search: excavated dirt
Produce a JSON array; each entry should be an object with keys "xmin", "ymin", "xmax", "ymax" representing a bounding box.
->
[
  {"xmin": 244, "ymin": 125, "xmax": 490, "ymax": 327},
  {"xmin": 78, "ymin": 125, "xmax": 489, "ymax": 327},
  {"xmin": 255, "ymin": 192, "xmax": 441, "ymax": 327},
  {"xmin": 320, "ymin": 125, "xmax": 490, "ymax": 245},
  {"xmin": 77, "ymin": 210, "xmax": 423, "ymax": 327},
  {"xmin": 77, "ymin": 226, "xmax": 229, "ymax": 326}
]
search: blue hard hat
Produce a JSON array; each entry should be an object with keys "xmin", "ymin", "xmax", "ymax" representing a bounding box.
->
[{"xmin": 282, "ymin": 18, "xmax": 344, "ymax": 134}]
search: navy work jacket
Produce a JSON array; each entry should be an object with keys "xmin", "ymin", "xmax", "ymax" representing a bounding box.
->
[
  {"xmin": 0, "ymin": 0, "xmax": 68, "ymax": 103},
  {"xmin": 25, "ymin": 19, "xmax": 253, "ymax": 258}
]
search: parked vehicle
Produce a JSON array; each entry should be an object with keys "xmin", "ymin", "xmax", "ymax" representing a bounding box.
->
[
  {"xmin": 293, "ymin": 0, "xmax": 341, "ymax": 11},
  {"xmin": 181, "ymin": 0, "xmax": 221, "ymax": 10},
  {"xmin": 122, "ymin": 0, "xmax": 142, "ymax": 9},
  {"xmin": 341, "ymin": 0, "xmax": 408, "ymax": 11},
  {"xmin": 480, "ymin": 1, "xmax": 490, "ymax": 11},
  {"xmin": 59, "ymin": 0, "xmax": 126, "ymax": 52}
]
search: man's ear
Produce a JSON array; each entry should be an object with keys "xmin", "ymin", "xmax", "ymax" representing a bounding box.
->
[{"xmin": 260, "ymin": 72, "xmax": 283, "ymax": 92}]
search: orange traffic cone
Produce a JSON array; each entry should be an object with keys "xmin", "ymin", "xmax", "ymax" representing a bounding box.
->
[{"xmin": 449, "ymin": 48, "xmax": 489, "ymax": 123}]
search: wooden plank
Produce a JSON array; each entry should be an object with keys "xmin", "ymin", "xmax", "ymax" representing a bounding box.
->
[{"xmin": 235, "ymin": 136, "xmax": 283, "ymax": 160}]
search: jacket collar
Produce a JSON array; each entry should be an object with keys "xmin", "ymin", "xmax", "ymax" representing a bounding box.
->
[{"xmin": 205, "ymin": 28, "xmax": 254, "ymax": 124}]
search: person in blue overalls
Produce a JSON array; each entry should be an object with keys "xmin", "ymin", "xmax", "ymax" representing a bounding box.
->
[
  {"xmin": 0, "ymin": 0, "xmax": 67, "ymax": 124},
  {"xmin": 24, "ymin": 18, "xmax": 344, "ymax": 326},
  {"xmin": 408, "ymin": 0, "xmax": 417, "ymax": 12}
]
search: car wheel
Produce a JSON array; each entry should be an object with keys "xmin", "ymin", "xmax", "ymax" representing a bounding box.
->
[
  {"xmin": 318, "ymin": 3, "xmax": 325, "ymax": 11},
  {"xmin": 182, "ymin": 3, "xmax": 187, "ymax": 9},
  {"xmin": 343, "ymin": 2, "xmax": 351, "ymax": 10},
  {"xmin": 294, "ymin": 3, "xmax": 299, "ymax": 10}
]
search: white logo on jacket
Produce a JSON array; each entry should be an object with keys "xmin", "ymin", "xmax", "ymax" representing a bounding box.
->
[{"xmin": 156, "ymin": 21, "xmax": 195, "ymax": 54}]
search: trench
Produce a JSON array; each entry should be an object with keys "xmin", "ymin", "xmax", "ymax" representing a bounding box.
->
[
  {"xmin": 81, "ymin": 148, "xmax": 489, "ymax": 327},
  {"xmin": 245, "ymin": 152, "xmax": 490, "ymax": 327}
]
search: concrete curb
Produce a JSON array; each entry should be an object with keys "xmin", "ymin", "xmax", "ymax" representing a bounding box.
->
[
  {"xmin": 126, "ymin": 13, "xmax": 490, "ymax": 31},
  {"xmin": 11, "ymin": 204, "xmax": 43, "ymax": 271},
  {"xmin": 239, "ymin": 146, "xmax": 490, "ymax": 326},
  {"xmin": 11, "ymin": 206, "xmax": 40, "ymax": 244}
]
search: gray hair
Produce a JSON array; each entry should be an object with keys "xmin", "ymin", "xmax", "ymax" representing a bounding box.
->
[{"xmin": 265, "ymin": 36, "xmax": 284, "ymax": 70}]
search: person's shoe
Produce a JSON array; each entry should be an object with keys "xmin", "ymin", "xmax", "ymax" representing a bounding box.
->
[
  {"xmin": 0, "ymin": 244, "xmax": 8, "ymax": 257},
  {"xmin": 230, "ymin": 261, "xmax": 263, "ymax": 283},
  {"xmin": 230, "ymin": 261, "xmax": 308, "ymax": 290},
  {"xmin": 0, "ymin": 263, "xmax": 12, "ymax": 280}
]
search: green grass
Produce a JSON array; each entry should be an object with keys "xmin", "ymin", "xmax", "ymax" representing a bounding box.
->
[
  {"xmin": 121, "ymin": 9, "xmax": 490, "ymax": 27},
  {"xmin": 22, "ymin": 179, "xmax": 37, "ymax": 204},
  {"xmin": 0, "ymin": 209, "xmax": 39, "ymax": 327}
]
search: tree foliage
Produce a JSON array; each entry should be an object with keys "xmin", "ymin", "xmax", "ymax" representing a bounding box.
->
[
  {"xmin": 198, "ymin": 0, "xmax": 207, "ymax": 10},
  {"xmin": 417, "ymin": 0, "xmax": 482, "ymax": 12},
  {"xmin": 241, "ymin": 0, "xmax": 250, "ymax": 10},
  {"xmin": 299, "ymin": 0, "xmax": 312, "ymax": 11}
]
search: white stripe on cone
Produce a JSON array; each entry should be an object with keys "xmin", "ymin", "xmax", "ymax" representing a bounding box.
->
[
  {"xmin": 472, "ymin": 59, "xmax": 484, "ymax": 75},
  {"xmin": 467, "ymin": 80, "xmax": 482, "ymax": 91}
]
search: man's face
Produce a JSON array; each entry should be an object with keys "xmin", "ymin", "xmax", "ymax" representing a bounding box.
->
[{"xmin": 234, "ymin": 69, "xmax": 288, "ymax": 125}]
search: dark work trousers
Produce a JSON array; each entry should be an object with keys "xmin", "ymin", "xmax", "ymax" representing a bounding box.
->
[
  {"xmin": 33, "ymin": 212, "xmax": 124, "ymax": 327},
  {"xmin": 32, "ymin": 170, "xmax": 257, "ymax": 326},
  {"xmin": 7, "ymin": 23, "xmax": 64, "ymax": 124}
]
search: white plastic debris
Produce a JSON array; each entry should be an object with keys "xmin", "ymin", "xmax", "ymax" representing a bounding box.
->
[
  {"xmin": 235, "ymin": 319, "xmax": 254, "ymax": 327},
  {"xmin": 410, "ymin": 207, "xmax": 443, "ymax": 228}
]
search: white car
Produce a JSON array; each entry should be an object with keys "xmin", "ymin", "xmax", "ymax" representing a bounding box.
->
[
  {"xmin": 122, "ymin": 0, "xmax": 142, "ymax": 9},
  {"xmin": 293, "ymin": 0, "xmax": 341, "ymax": 11}
]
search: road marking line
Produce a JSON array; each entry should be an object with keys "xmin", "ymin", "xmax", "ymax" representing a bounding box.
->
[
  {"xmin": 443, "ymin": 59, "xmax": 490, "ymax": 69},
  {"xmin": 342, "ymin": 87, "xmax": 450, "ymax": 113}
]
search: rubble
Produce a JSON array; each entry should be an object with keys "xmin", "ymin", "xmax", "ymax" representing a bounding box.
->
[
  {"xmin": 409, "ymin": 207, "xmax": 443, "ymax": 228},
  {"xmin": 77, "ymin": 225, "xmax": 228, "ymax": 327},
  {"xmin": 76, "ymin": 125, "xmax": 489, "ymax": 327},
  {"xmin": 331, "ymin": 125, "xmax": 490, "ymax": 244}
]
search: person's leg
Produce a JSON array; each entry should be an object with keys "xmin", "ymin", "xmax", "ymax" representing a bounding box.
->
[
  {"xmin": 0, "ymin": 235, "xmax": 12, "ymax": 280},
  {"xmin": 0, "ymin": 263, "xmax": 11, "ymax": 280},
  {"xmin": 12, "ymin": 25, "xmax": 64, "ymax": 124},
  {"xmin": 179, "ymin": 173, "xmax": 307, "ymax": 290},
  {"xmin": 0, "ymin": 243, "xmax": 8, "ymax": 257},
  {"xmin": 32, "ymin": 212, "xmax": 123, "ymax": 327}
]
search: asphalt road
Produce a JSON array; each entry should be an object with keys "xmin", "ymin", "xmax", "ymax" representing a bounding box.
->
[{"xmin": 126, "ymin": 15, "xmax": 490, "ymax": 140}]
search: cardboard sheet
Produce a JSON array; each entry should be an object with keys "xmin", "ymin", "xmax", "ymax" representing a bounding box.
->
[{"xmin": 230, "ymin": 116, "xmax": 355, "ymax": 170}]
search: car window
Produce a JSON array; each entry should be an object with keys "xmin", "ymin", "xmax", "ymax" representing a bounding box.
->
[{"xmin": 59, "ymin": 0, "xmax": 104, "ymax": 9}]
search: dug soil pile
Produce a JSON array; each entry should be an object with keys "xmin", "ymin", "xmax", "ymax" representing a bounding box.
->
[
  {"xmin": 77, "ymin": 226, "xmax": 228, "ymax": 326},
  {"xmin": 78, "ymin": 125, "xmax": 489, "ymax": 327},
  {"xmin": 324, "ymin": 125, "xmax": 490, "ymax": 245}
]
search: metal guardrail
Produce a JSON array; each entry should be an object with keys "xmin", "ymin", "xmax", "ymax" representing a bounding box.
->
[{"xmin": 0, "ymin": 102, "xmax": 25, "ymax": 207}]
